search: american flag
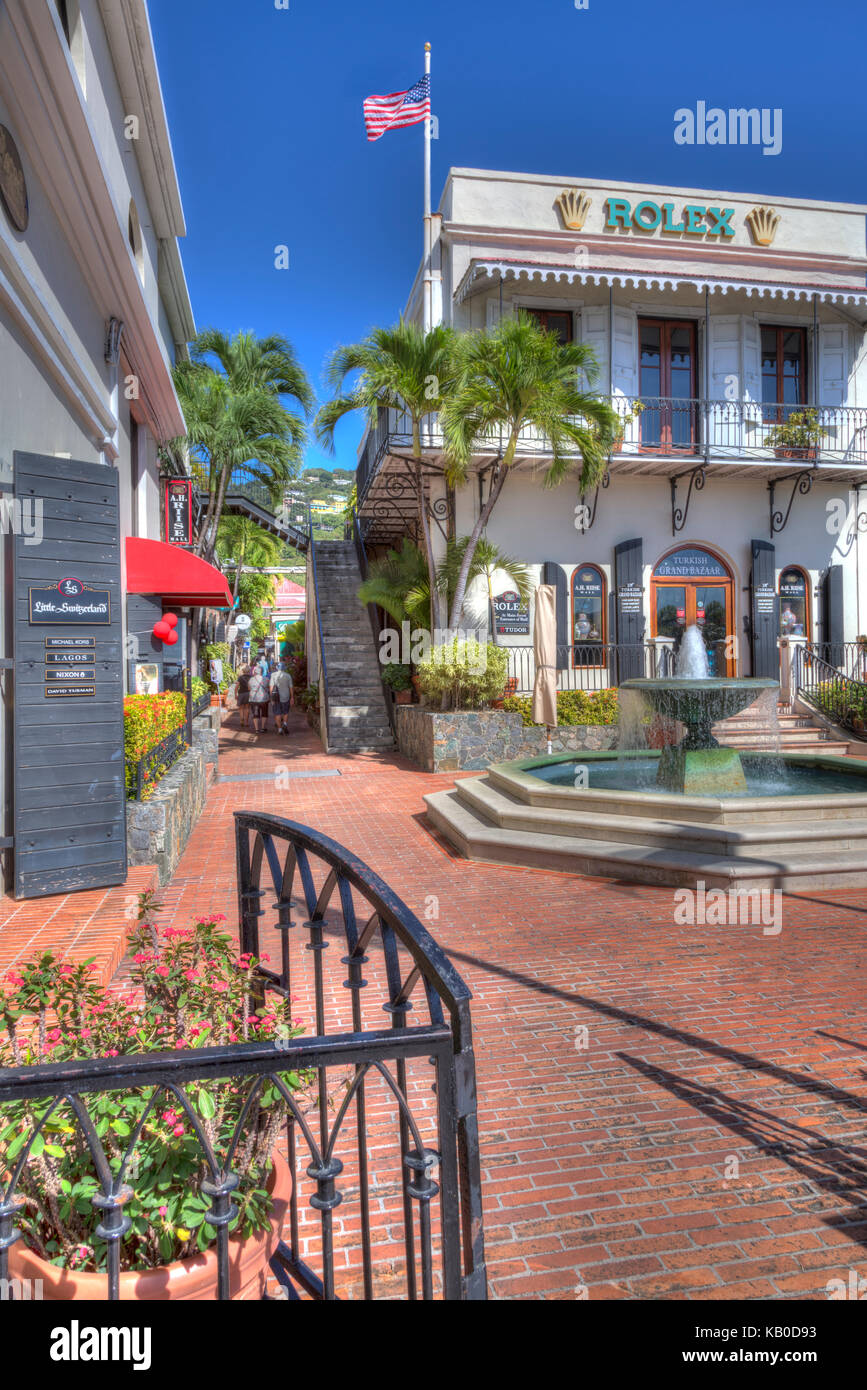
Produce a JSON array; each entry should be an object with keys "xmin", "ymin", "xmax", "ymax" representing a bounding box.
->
[{"xmin": 363, "ymin": 74, "xmax": 431, "ymax": 142}]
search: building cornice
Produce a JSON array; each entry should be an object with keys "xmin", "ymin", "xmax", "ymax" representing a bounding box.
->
[
  {"xmin": 0, "ymin": 0, "xmax": 186, "ymax": 442},
  {"xmin": 443, "ymin": 223, "xmax": 867, "ymax": 291},
  {"xmin": 97, "ymin": 0, "xmax": 186, "ymax": 240},
  {"xmin": 442, "ymin": 167, "xmax": 867, "ymax": 218}
]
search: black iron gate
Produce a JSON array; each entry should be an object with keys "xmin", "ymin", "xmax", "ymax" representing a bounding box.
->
[{"xmin": 0, "ymin": 814, "xmax": 486, "ymax": 1300}]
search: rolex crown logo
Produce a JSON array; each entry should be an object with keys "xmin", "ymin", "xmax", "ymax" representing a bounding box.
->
[
  {"xmin": 556, "ymin": 188, "xmax": 592, "ymax": 231},
  {"xmin": 746, "ymin": 205, "xmax": 780, "ymax": 247}
]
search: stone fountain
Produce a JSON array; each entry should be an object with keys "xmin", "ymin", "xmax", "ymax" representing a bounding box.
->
[{"xmin": 622, "ymin": 627, "xmax": 778, "ymax": 795}]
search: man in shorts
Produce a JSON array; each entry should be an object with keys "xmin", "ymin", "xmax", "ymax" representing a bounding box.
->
[
  {"xmin": 248, "ymin": 661, "xmax": 271, "ymax": 735},
  {"xmin": 269, "ymin": 661, "xmax": 294, "ymax": 735}
]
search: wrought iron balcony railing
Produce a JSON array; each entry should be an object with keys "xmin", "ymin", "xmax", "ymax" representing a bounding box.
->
[{"xmin": 357, "ymin": 399, "xmax": 867, "ymax": 504}]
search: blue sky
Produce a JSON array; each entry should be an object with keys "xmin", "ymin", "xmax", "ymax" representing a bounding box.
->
[{"xmin": 149, "ymin": 0, "xmax": 865, "ymax": 475}]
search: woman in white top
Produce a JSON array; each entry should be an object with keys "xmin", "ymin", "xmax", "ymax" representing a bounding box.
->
[{"xmin": 248, "ymin": 662, "xmax": 271, "ymax": 735}]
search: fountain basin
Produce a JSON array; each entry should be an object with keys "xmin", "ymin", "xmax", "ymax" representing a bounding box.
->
[
  {"xmin": 423, "ymin": 752, "xmax": 867, "ymax": 891},
  {"xmin": 621, "ymin": 676, "xmax": 779, "ymax": 794}
]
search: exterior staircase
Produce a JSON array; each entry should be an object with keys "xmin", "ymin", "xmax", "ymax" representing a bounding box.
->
[
  {"xmin": 714, "ymin": 700, "xmax": 850, "ymax": 756},
  {"xmin": 313, "ymin": 540, "xmax": 395, "ymax": 753}
]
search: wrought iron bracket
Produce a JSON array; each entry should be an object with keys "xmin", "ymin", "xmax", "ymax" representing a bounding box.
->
[
  {"xmin": 845, "ymin": 484, "xmax": 867, "ymax": 547},
  {"xmin": 575, "ymin": 470, "xmax": 610, "ymax": 534},
  {"xmin": 769, "ymin": 469, "xmax": 813, "ymax": 537},
  {"xmin": 670, "ymin": 465, "xmax": 706, "ymax": 535}
]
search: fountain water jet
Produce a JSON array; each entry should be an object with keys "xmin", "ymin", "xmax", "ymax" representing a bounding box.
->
[{"xmin": 623, "ymin": 626, "xmax": 778, "ymax": 795}]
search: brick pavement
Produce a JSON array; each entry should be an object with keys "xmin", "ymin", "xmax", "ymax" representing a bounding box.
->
[
  {"xmin": 153, "ymin": 709, "xmax": 867, "ymax": 1300},
  {"xmin": 2, "ymin": 706, "xmax": 866, "ymax": 1299}
]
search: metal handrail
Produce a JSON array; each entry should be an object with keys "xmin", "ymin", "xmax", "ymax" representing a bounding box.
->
[
  {"xmin": 793, "ymin": 645, "xmax": 867, "ymax": 739},
  {"xmin": 307, "ymin": 505, "xmax": 331, "ymax": 751}
]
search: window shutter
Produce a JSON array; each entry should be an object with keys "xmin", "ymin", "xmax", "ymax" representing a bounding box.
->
[
  {"xmin": 820, "ymin": 564, "xmax": 845, "ymax": 662},
  {"xmin": 818, "ymin": 324, "xmax": 846, "ymax": 406},
  {"xmin": 611, "ymin": 307, "xmax": 638, "ymax": 399},
  {"xmin": 614, "ymin": 537, "xmax": 644, "ymax": 679},
  {"xmin": 750, "ymin": 539, "xmax": 779, "ymax": 679},
  {"xmin": 542, "ymin": 561, "xmax": 569, "ymax": 669},
  {"xmin": 579, "ymin": 305, "xmax": 609, "ymax": 392},
  {"xmin": 742, "ymin": 319, "xmax": 762, "ymax": 402}
]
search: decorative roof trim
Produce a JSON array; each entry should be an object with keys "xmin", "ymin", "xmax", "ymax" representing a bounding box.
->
[{"xmin": 455, "ymin": 259, "xmax": 867, "ymax": 311}]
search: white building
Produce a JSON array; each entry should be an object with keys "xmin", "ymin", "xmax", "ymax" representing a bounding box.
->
[
  {"xmin": 0, "ymin": 2, "xmax": 229, "ymax": 896},
  {"xmin": 356, "ymin": 168, "xmax": 867, "ymax": 689}
]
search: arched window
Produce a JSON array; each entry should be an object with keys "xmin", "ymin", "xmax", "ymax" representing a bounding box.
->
[
  {"xmin": 571, "ymin": 564, "xmax": 606, "ymax": 667},
  {"xmin": 128, "ymin": 200, "xmax": 144, "ymax": 282},
  {"xmin": 779, "ymin": 566, "xmax": 810, "ymax": 639}
]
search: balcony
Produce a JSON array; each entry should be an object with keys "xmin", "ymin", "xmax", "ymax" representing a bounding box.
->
[{"xmin": 357, "ymin": 399, "xmax": 867, "ymax": 515}]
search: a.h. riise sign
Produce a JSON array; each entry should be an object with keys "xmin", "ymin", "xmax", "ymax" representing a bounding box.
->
[{"xmin": 555, "ymin": 189, "xmax": 781, "ymax": 247}]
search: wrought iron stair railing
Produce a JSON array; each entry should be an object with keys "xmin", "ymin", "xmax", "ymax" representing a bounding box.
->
[{"xmin": 793, "ymin": 645, "xmax": 867, "ymax": 740}]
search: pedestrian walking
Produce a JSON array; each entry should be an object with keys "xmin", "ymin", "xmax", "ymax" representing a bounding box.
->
[
  {"xmin": 248, "ymin": 661, "xmax": 270, "ymax": 734},
  {"xmin": 236, "ymin": 664, "xmax": 252, "ymax": 729},
  {"xmin": 269, "ymin": 661, "xmax": 294, "ymax": 736}
]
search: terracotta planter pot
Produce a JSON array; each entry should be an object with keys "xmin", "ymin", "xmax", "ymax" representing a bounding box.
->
[
  {"xmin": 773, "ymin": 446, "xmax": 816, "ymax": 461},
  {"xmin": 8, "ymin": 1149, "xmax": 291, "ymax": 1302},
  {"xmin": 394, "ymin": 689, "xmax": 413, "ymax": 705}
]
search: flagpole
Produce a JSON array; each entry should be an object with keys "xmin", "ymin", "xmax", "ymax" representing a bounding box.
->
[{"xmin": 423, "ymin": 41, "xmax": 432, "ymax": 331}]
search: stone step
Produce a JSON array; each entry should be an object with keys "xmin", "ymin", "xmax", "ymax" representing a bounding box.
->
[
  {"xmin": 424, "ymin": 787, "xmax": 867, "ymax": 891},
  {"xmin": 452, "ymin": 776, "xmax": 867, "ymax": 859}
]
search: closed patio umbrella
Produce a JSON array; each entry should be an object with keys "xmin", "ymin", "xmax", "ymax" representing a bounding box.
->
[{"xmin": 532, "ymin": 584, "xmax": 558, "ymax": 753}]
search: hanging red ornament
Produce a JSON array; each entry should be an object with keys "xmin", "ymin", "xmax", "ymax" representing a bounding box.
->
[
  {"xmin": 153, "ymin": 621, "xmax": 171, "ymax": 640},
  {"xmin": 164, "ymin": 612, "xmax": 179, "ymax": 629},
  {"xmin": 164, "ymin": 630, "xmax": 179, "ymax": 646}
]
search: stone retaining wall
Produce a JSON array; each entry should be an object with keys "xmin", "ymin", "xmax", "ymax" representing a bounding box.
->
[
  {"xmin": 127, "ymin": 746, "xmax": 209, "ymax": 885},
  {"xmin": 395, "ymin": 707, "xmax": 619, "ymax": 772}
]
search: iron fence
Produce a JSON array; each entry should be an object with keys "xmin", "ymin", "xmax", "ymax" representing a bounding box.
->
[
  {"xmin": 793, "ymin": 646, "xmax": 867, "ymax": 738},
  {"xmin": 125, "ymin": 724, "xmax": 188, "ymax": 802},
  {"xmin": 800, "ymin": 640, "xmax": 867, "ymax": 681},
  {"xmin": 501, "ymin": 641, "xmax": 675, "ymax": 695},
  {"xmin": 0, "ymin": 816, "xmax": 486, "ymax": 1300}
]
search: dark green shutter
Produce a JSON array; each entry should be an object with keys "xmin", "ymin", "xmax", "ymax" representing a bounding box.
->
[
  {"xmin": 614, "ymin": 538, "xmax": 644, "ymax": 680},
  {"xmin": 750, "ymin": 539, "xmax": 779, "ymax": 679},
  {"xmin": 13, "ymin": 452, "xmax": 127, "ymax": 899},
  {"xmin": 542, "ymin": 562, "xmax": 569, "ymax": 669},
  {"xmin": 821, "ymin": 564, "xmax": 844, "ymax": 664}
]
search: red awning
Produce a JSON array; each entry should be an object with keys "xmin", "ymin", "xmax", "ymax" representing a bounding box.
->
[{"xmin": 126, "ymin": 538, "xmax": 233, "ymax": 608}]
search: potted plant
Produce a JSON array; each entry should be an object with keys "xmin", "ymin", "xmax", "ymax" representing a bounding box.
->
[
  {"xmin": 764, "ymin": 408, "xmax": 825, "ymax": 461},
  {"xmin": 1, "ymin": 911, "xmax": 309, "ymax": 1301},
  {"xmin": 382, "ymin": 663, "xmax": 414, "ymax": 705},
  {"xmin": 611, "ymin": 399, "xmax": 644, "ymax": 453}
]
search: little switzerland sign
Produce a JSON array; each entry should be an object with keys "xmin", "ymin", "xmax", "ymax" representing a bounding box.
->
[{"xmin": 28, "ymin": 577, "xmax": 111, "ymax": 624}]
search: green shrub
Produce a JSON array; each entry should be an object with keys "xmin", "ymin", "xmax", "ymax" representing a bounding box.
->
[
  {"xmin": 190, "ymin": 676, "xmax": 209, "ymax": 702},
  {"xmin": 416, "ymin": 639, "xmax": 508, "ymax": 710},
  {"xmin": 298, "ymin": 683, "xmax": 319, "ymax": 712},
  {"xmin": 124, "ymin": 693, "xmax": 187, "ymax": 799},
  {"xmin": 503, "ymin": 687, "xmax": 620, "ymax": 727},
  {"xmin": 382, "ymin": 663, "xmax": 412, "ymax": 693}
]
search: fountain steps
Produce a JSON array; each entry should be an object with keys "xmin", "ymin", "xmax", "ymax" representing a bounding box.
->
[
  {"xmin": 425, "ymin": 781, "xmax": 867, "ymax": 891},
  {"xmin": 445, "ymin": 775, "xmax": 867, "ymax": 858},
  {"xmin": 714, "ymin": 711, "xmax": 850, "ymax": 755}
]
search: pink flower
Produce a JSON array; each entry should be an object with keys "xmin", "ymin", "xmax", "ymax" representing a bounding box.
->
[
  {"xmin": 172, "ymin": 1124, "xmax": 184, "ymax": 1138},
  {"xmin": 162, "ymin": 1109, "xmax": 180, "ymax": 1124},
  {"xmin": 158, "ymin": 1205, "xmax": 168, "ymax": 1218},
  {"xmin": 80, "ymin": 1028, "xmax": 92, "ymax": 1039},
  {"xmin": 154, "ymin": 966, "xmax": 170, "ymax": 978},
  {"xmin": 104, "ymin": 1049, "xmax": 119, "ymax": 1057},
  {"xmin": 132, "ymin": 954, "xmax": 151, "ymax": 966}
]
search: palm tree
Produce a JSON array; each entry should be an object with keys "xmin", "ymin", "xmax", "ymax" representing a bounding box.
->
[
  {"xmin": 359, "ymin": 535, "xmax": 532, "ymax": 641},
  {"xmin": 358, "ymin": 537, "xmax": 433, "ymax": 632},
  {"xmin": 216, "ymin": 515, "xmax": 283, "ymax": 603},
  {"xmin": 441, "ymin": 313, "xmax": 618, "ymax": 628},
  {"xmin": 174, "ymin": 330, "xmax": 314, "ymax": 563},
  {"xmin": 439, "ymin": 537, "xmax": 532, "ymax": 644},
  {"xmin": 316, "ymin": 321, "xmax": 456, "ymax": 628}
]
